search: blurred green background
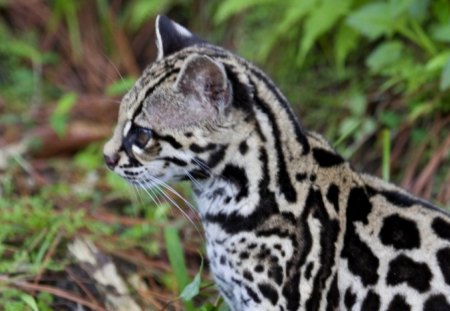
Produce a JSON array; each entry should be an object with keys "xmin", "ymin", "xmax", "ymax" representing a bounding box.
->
[{"xmin": 0, "ymin": 0, "xmax": 449, "ymax": 310}]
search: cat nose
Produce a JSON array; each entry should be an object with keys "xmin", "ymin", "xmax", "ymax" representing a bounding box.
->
[{"xmin": 104, "ymin": 153, "xmax": 119, "ymax": 169}]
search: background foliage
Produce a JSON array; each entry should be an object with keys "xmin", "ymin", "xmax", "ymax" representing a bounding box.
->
[{"xmin": 0, "ymin": 0, "xmax": 449, "ymax": 310}]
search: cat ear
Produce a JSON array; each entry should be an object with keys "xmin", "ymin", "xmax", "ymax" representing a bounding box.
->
[
  {"xmin": 155, "ymin": 15, "xmax": 204, "ymax": 60},
  {"xmin": 175, "ymin": 55, "xmax": 231, "ymax": 109}
]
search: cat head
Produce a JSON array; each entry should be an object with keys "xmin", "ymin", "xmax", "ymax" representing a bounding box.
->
[{"xmin": 103, "ymin": 16, "xmax": 254, "ymax": 187}]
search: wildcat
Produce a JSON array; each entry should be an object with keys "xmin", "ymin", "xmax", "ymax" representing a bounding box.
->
[{"xmin": 104, "ymin": 16, "xmax": 450, "ymax": 311}]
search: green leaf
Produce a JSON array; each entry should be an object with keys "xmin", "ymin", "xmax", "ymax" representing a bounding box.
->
[
  {"xmin": 431, "ymin": 23, "xmax": 450, "ymax": 43},
  {"xmin": 388, "ymin": 0, "xmax": 414, "ymax": 17},
  {"xmin": 127, "ymin": 0, "xmax": 168, "ymax": 31},
  {"xmin": 425, "ymin": 51, "xmax": 450, "ymax": 71},
  {"xmin": 106, "ymin": 77, "xmax": 137, "ymax": 96},
  {"xmin": 50, "ymin": 92, "xmax": 77, "ymax": 137},
  {"xmin": 334, "ymin": 24, "xmax": 360, "ymax": 69},
  {"xmin": 346, "ymin": 3, "xmax": 394, "ymax": 39},
  {"xmin": 20, "ymin": 294, "xmax": 39, "ymax": 311},
  {"xmin": 366, "ymin": 41, "xmax": 404, "ymax": 73},
  {"xmin": 214, "ymin": 0, "xmax": 276, "ymax": 24},
  {"xmin": 258, "ymin": 0, "xmax": 317, "ymax": 60},
  {"xmin": 297, "ymin": 0, "xmax": 353, "ymax": 65},
  {"xmin": 440, "ymin": 59, "xmax": 450, "ymax": 90},
  {"xmin": 0, "ymin": 39, "xmax": 42, "ymax": 63},
  {"xmin": 180, "ymin": 258, "xmax": 203, "ymax": 301},
  {"xmin": 409, "ymin": 0, "xmax": 430, "ymax": 21}
]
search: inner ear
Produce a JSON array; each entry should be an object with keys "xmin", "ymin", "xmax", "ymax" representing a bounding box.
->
[
  {"xmin": 175, "ymin": 55, "xmax": 231, "ymax": 108},
  {"xmin": 156, "ymin": 15, "xmax": 204, "ymax": 60}
]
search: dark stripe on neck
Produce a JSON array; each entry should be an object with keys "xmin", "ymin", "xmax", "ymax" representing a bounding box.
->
[
  {"xmin": 249, "ymin": 68, "xmax": 310, "ymax": 154},
  {"xmin": 250, "ymin": 80, "xmax": 297, "ymax": 203},
  {"xmin": 224, "ymin": 67, "xmax": 253, "ymax": 114}
]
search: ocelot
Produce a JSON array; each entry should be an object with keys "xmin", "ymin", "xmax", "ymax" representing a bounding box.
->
[{"xmin": 103, "ymin": 16, "xmax": 450, "ymax": 311}]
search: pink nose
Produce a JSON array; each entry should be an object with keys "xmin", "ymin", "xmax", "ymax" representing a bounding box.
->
[{"xmin": 104, "ymin": 154, "xmax": 118, "ymax": 169}]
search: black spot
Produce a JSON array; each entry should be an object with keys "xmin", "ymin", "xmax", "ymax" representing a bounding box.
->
[
  {"xmin": 243, "ymin": 270, "xmax": 253, "ymax": 281},
  {"xmin": 312, "ymin": 148, "xmax": 345, "ymax": 167},
  {"xmin": 274, "ymin": 244, "xmax": 282, "ymax": 250},
  {"xmin": 326, "ymin": 184, "xmax": 340, "ymax": 212},
  {"xmin": 219, "ymin": 255, "xmax": 226, "ymax": 265},
  {"xmin": 344, "ymin": 288, "xmax": 356, "ymax": 310},
  {"xmin": 432, "ymin": 217, "xmax": 450, "ymax": 241},
  {"xmin": 222, "ymin": 164, "xmax": 248, "ymax": 202},
  {"xmin": 342, "ymin": 187, "xmax": 379, "ymax": 283},
  {"xmin": 189, "ymin": 142, "xmax": 216, "ymax": 153},
  {"xmin": 325, "ymin": 275, "xmax": 339, "ymax": 311},
  {"xmin": 424, "ymin": 294, "xmax": 450, "ymax": 311},
  {"xmin": 239, "ymin": 251, "xmax": 250, "ymax": 260},
  {"xmin": 184, "ymin": 132, "xmax": 193, "ymax": 137},
  {"xmin": 255, "ymin": 265, "xmax": 264, "ymax": 273},
  {"xmin": 258, "ymin": 283, "xmax": 279, "ymax": 305},
  {"xmin": 158, "ymin": 157, "xmax": 187, "ymax": 166},
  {"xmin": 347, "ymin": 187, "xmax": 372, "ymax": 224},
  {"xmin": 362, "ymin": 290, "xmax": 380, "ymax": 310},
  {"xmin": 248, "ymin": 243, "xmax": 257, "ymax": 249},
  {"xmin": 153, "ymin": 133, "xmax": 182, "ymax": 149},
  {"xmin": 188, "ymin": 168, "xmax": 209, "ymax": 180},
  {"xmin": 256, "ymin": 247, "xmax": 271, "ymax": 260},
  {"xmin": 295, "ymin": 173, "xmax": 307, "ymax": 182},
  {"xmin": 268, "ymin": 265, "xmax": 283, "ymax": 285},
  {"xmin": 386, "ymin": 254, "xmax": 432, "ymax": 292},
  {"xmin": 437, "ymin": 247, "xmax": 450, "ymax": 286},
  {"xmin": 379, "ymin": 214, "xmax": 421, "ymax": 249},
  {"xmin": 270, "ymin": 256, "xmax": 279, "ymax": 264},
  {"xmin": 380, "ymin": 189, "xmax": 435, "ymax": 209},
  {"xmin": 239, "ymin": 141, "xmax": 249, "ymax": 154},
  {"xmin": 304, "ymin": 262, "xmax": 314, "ymax": 280},
  {"xmin": 387, "ymin": 295, "xmax": 410, "ymax": 311},
  {"xmin": 342, "ymin": 229, "xmax": 379, "ymax": 286},
  {"xmin": 309, "ymin": 174, "xmax": 316, "ymax": 182},
  {"xmin": 245, "ymin": 285, "xmax": 261, "ymax": 303},
  {"xmin": 207, "ymin": 145, "xmax": 227, "ymax": 168}
]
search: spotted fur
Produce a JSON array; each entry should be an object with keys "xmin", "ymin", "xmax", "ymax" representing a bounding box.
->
[{"xmin": 104, "ymin": 16, "xmax": 450, "ymax": 310}]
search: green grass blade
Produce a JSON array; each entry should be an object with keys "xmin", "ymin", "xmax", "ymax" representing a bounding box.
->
[{"xmin": 164, "ymin": 226, "xmax": 195, "ymax": 311}]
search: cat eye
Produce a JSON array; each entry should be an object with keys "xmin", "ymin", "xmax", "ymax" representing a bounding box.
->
[{"xmin": 132, "ymin": 126, "xmax": 153, "ymax": 148}]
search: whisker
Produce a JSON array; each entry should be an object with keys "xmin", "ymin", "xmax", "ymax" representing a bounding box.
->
[
  {"xmin": 132, "ymin": 184, "xmax": 145, "ymax": 206},
  {"xmin": 137, "ymin": 179, "xmax": 160, "ymax": 208},
  {"xmin": 146, "ymin": 175, "xmax": 199, "ymax": 214},
  {"xmin": 103, "ymin": 53, "xmax": 125, "ymax": 82},
  {"xmin": 184, "ymin": 169, "xmax": 203, "ymax": 190},
  {"xmin": 192, "ymin": 158, "xmax": 213, "ymax": 177},
  {"xmin": 147, "ymin": 178, "xmax": 203, "ymax": 237}
]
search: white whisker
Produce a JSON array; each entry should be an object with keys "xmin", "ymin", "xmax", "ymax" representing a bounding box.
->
[
  {"xmin": 184, "ymin": 169, "xmax": 203, "ymax": 190},
  {"xmin": 146, "ymin": 178, "xmax": 203, "ymax": 237},
  {"xmin": 192, "ymin": 158, "xmax": 213, "ymax": 176},
  {"xmin": 136, "ymin": 179, "xmax": 160, "ymax": 208}
]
